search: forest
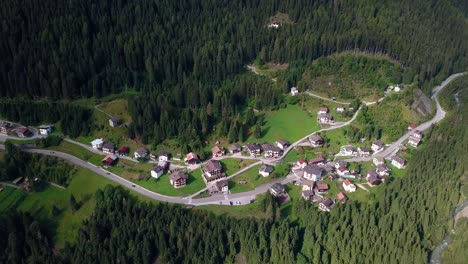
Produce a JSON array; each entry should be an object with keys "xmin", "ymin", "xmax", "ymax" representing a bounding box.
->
[{"xmin": 1, "ymin": 0, "xmax": 468, "ymax": 149}]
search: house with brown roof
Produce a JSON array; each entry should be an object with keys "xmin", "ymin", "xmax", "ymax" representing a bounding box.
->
[
  {"xmin": 391, "ymin": 155, "xmax": 406, "ymax": 169},
  {"xmin": 0, "ymin": 122, "xmax": 11, "ymax": 134},
  {"xmin": 366, "ymin": 170, "xmax": 381, "ymax": 186},
  {"xmin": 318, "ymin": 198, "xmax": 334, "ymax": 212},
  {"xmin": 301, "ymin": 179, "xmax": 315, "ymax": 191},
  {"xmin": 316, "ymin": 183, "xmax": 329, "ymax": 194},
  {"xmin": 15, "ymin": 127, "xmax": 30, "ymax": 138},
  {"xmin": 261, "ymin": 143, "xmax": 281, "ymax": 158},
  {"xmin": 229, "ymin": 144, "xmax": 242, "ymax": 154},
  {"xmin": 109, "ymin": 117, "xmax": 120, "ymax": 127},
  {"xmin": 269, "ymin": 183, "xmax": 285, "ymax": 197},
  {"xmin": 318, "ymin": 107, "xmax": 329, "ymax": 114},
  {"xmin": 308, "ymin": 134, "xmax": 324, "ymax": 148},
  {"xmin": 302, "ymin": 190, "xmax": 315, "ymax": 201},
  {"xmin": 309, "ymin": 155, "xmax": 326, "ymax": 166},
  {"xmin": 259, "ymin": 165, "xmax": 274, "ymax": 177},
  {"xmin": 185, "ymin": 152, "xmax": 200, "ymax": 164},
  {"xmin": 336, "ymin": 166, "xmax": 350, "ymax": 177},
  {"xmin": 408, "ymin": 124, "xmax": 416, "ymax": 130},
  {"xmin": 318, "ymin": 113, "xmax": 333, "ymax": 124},
  {"xmin": 371, "ymin": 140, "xmax": 384, "ymax": 152},
  {"xmin": 342, "ymin": 179, "xmax": 356, "ymax": 193},
  {"xmin": 151, "ymin": 166, "xmax": 166, "ymax": 179},
  {"xmin": 170, "ymin": 172, "xmax": 188, "ymax": 188},
  {"xmin": 214, "ymin": 179, "xmax": 229, "ymax": 193},
  {"xmin": 102, "ymin": 154, "xmax": 118, "ymax": 166},
  {"xmin": 376, "ymin": 164, "xmax": 389, "ymax": 177},
  {"xmin": 211, "ymin": 146, "xmax": 225, "ymax": 157},
  {"xmin": 118, "ymin": 146, "xmax": 130, "ymax": 156},
  {"xmin": 134, "ymin": 147, "xmax": 149, "ymax": 159},
  {"xmin": 337, "ymin": 192, "xmax": 348, "ymax": 203},
  {"xmin": 244, "ymin": 143, "xmax": 261, "ymax": 157},
  {"xmin": 297, "ymin": 158, "xmax": 307, "ymax": 169},
  {"xmin": 303, "ymin": 165, "xmax": 323, "ymax": 181},
  {"xmin": 275, "ymin": 140, "xmax": 290, "ymax": 150},
  {"xmin": 357, "ymin": 146, "xmax": 371, "ymax": 156},
  {"xmin": 202, "ymin": 160, "xmax": 225, "ymax": 183}
]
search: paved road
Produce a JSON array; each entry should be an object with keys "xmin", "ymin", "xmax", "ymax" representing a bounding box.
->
[{"xmin": 0, "ymin": 120, "xmax": 46, "ymax": 142}]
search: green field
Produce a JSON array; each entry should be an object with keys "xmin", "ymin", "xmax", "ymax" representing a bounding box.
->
[
  {"xmin": 195, "ymin": 193, "xmax": 269, "ymax": 219},
  {"xmin": 134, "ymin": 169, "xmax": 205, "ymax": 197},
  {"xmin": 220, "ymin": 158, "xmax": 257, "ymax": 176},
  {"xmin": 97, "ymin": 99, "xmax": 132, "ymax": 124},
  {"xmin": 228, "ymin": 164, "xmax": 286, "ymax": 194},
  {"xmin": 48, "ymin": 140, "xmax": 101, "ymax": 161}
]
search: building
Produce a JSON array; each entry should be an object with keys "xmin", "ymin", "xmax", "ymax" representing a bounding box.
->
[
  {"xmin": 261, "ymin": 144, "xmax": 281, "ymax": 158},
  {"xmin": 118, "ymin": 146, "xmax": 130, "ymax": 156},
  {"xmin": 408, "ymin": 130, "xmax": 423, "ymax": 148},
  {"xmin": 275, "ymin": 140, "xmax": 290, "ymax": 150},
  {"xmin": 376, "ymin": 164, "xmax": 389, "ymax": 177},
  {"xmin": 102, "ymin": 154, "xmax": 118, "ymax": 166},
  {"xmin": 259, "ymin": 164, "xmax": 274, "ymax": 177},
  {"xmin": 337, "ymin": 192, "xmax": 348, "ymax": 203},
  {"xmin": 373, "ymin": 157, "xmax": 385, "ymax": 166},
  {"xmin": 229, "ymin": 144, "xmax": 242, "ymax": 154},
  {"xmin": 214, "ymin": 179, "xmax": 229, "ymax": 193},
  {"xmin": 102, "ymin": 142, "xmax": 116, "ymax": 154},
  {"xmin": 38, "ymin": 125, "xmax": 53, "ymax": 135},
  {"xmin": 318, "ymin": 107, "xmax": 329, "ymax": 114},
  {"xmin": 211, "ymin": 145, "xmax": 225, "ymax": 157},
  {"xmin": 302, "ymin": 190, "xmax": 315, "ymax": 201},
  {"xmin": 268, "ymin": 21, "xmax": 280, "ymax": 29},
  {"xmin": 391, "ymin": 155, "xmax": 407, "ymax": 169},
  {"xmin": 91, "ymin": 138, "xmax": 104, "ymax": 149},
  {"xmin": 297, "ymin": 158, "xmax": 307, "ymax": 169},
  {"xmin": 318, "ymin": 113, "xmax": 333, "ymax": 124},
  {"xmin": 0, "ymin": 122, "xmax": 11, "ymax": 134},
  {"xmin": 290, "ymin": 87, "xmax": 299, "ymax": 96},
  {"xmin": 342, "ymin": 179, "xmax": 356, "ymax": 192},
  {"xmin": 303, "ymin": 165, "xmax": 323, "ymax": 181},
  {"xmin": 357, "ymin": 146, "xmax": 372, "ymax": 156},
  {"xmin": 408, "ymin": 124, "xmax": 417, "ymax": 130},
  {"xmin": 336, "ymin": 165, "xmax": 350, "ymax": 177},
  {"xmin": 318, "ymin": 198, "xmax": 334, "ymax": 212},
  {"xmin": 309, "ymin": 155, "xmax": 326, "ymax": 166},
  {"xmin": 269, "ymin": 183, "xmax": 285, "ymax": 197},
  {"xmin": 109, "ymin": 117, "xmax": 120, "ymax": 127},
  {"xmin": 335, "ymin": 160, "xmax": 348, "ymax": 169},
  {"xmin": 16, "ymin": 127, "xmax": 30, "ymax": 138},
  {"xmin": 202, "ymin": 160, "xmax": 225, "ymax": 182},
  {"xmin": 134, "ymin": 147, "xmax": 149, "ymax": 159},
  {"xmin": 170, "ymin": 172, "xmax": 188, "ymax": 188},
  {"xmin": 367, "ymin": 170, "xmax": 381, "ymax": 186},
  {"xmin": 301, "ymin": 179, "xmax": 315, "ymax": 191},
  {"xmin": 371, "ymin": 140, "xmax": 384, "ymax": 152},
  {"xmin": 151, "ymin": 166, "xmax": 165, "ymax": 179},
  {"xmin": 340, "ymin": 146, "xmax": 355, "ymax": 156},
  {"xmin": 308, "ymin": 134, "xmax": 324, "ymax": 148},
  {"xmin": 316, "ymin": 183, "xmax": 329, "ymax": 194},
  {"xmin": 185, "ymin": 152, "xmax": 200, "ymax": 164},
  {"xmin": 159, "ymin": 152, "xmax": 171, "ymax": 163},
  {"xmin": 336, "ymin": 106, "xmax": 345, "ymax": 113},
  {"xmin": 244, "ymin": 143, "xmax": 261, "ymax": 157}
]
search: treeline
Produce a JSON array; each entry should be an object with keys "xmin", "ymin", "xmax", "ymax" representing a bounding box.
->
[
  {"xmin": 0, "ymin": 142, "xmax": 76, "ymax": 187},
  {"xmin": 0, "ymin": 99, "xmax": 92, "ymax": 137}
]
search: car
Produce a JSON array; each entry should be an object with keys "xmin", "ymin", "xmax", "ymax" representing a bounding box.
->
[
  {"xmin": 132, "ymin": 184, "xmax": 136, "ymax": 187},
  {"xmin": 106, "ymin": 172, "xmax": 110, "ymax": 175}
]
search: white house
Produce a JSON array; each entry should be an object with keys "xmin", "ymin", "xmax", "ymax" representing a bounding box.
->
[
  {"xmin": 309, "ymin": 134, "xmax": 324, "ymax": 148},
  {"xmin": 303, "ymin": 165, "xmax": 323, "ymax": 181},
  {"xmin": 215, "ymin": 180, "xmax": 229, "ymax": 193},
  {"xmin": 151, "ymin": 166, "xmax": 165, "ymax": 179},
  {"xmin": 391, "ymin": 155, "xmax": 407, "ymax": 169},
  {"xmin": 259, "ymin": 165, "xmax": 274, "ymax": 177},
  {"xmin": 318, "ymin": 113, "xmax": 333, "ymax": 124},
  {"xmin": 91, "ymin": 138, "xmax": 104, "ymax": 149},
  {"xmin": 371, "ymin": 140, "xmax": 384, "ymax": 152},
  {"xmin": 342, "ymin": 179, "xmax": 356, "ymax": 193},
  {"xmin": 408, "ymin": 130, "xmax": 423, "ymax": 148},
  {"xmin": 38, "ymin": 125, "xmax": 53, "ymax": 135},
  {"xmin": 290, "ymin": 87, "xmax": 299, "ymax": 96},
  {"xmin": 340, "ymin": 146, "xmax": 355, "ymax": 156},
  {"xmin": 297, "ymin": 158, "xmax": 307, "ymax": 169},
  {"xmin": 134, "ymin": 147, "xmax": 149, "ymax": 159},
  {"xmin": 336, "ymin": 106, "xmax": 345, "ymax": 113},
  {"xmin": 268, "ymin": 22, "xmax": 280, "ymax": 29},
  {"xmin": 318, "ymin": 198, "xmax": 334, "ymax": 212},
  {"xmin": 159, "ymin": 152, "xmax": 171, "ymax": 163},
  {"xmin": 275, "ymin": 140, "xmax": 290, "ymax": 150}
]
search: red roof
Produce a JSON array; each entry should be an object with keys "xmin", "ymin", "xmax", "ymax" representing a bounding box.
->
[
  {"xmin": 119, "ymin": 146, "xmax": 130, "ymax": 152},
  {"xmin": 298, "ymin": 158, "xmax": 306, "ymax": 164},
  {"xmin": 337, "ymin": 192, "xmax": 347, "ymax": 201},
  {"xmin": 408, "ymin": 124, "xmax": 416, "ymax": 129},
  {"xmin": 317, "ymin": 183, "xmax": 329, "ymax": 190},
  {"xmin": 310, "ymin": 155, "xmax": 326, "ymax": 164},
  {"xmin": 343, "ymin": 179, "xmax": 352, "ymax": 186}
]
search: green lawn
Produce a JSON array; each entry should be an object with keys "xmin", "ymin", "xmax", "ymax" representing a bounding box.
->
[
  {"xmin": 228, "ymin": 165, "xmax": 286, "ymax": 194},
  {"xmin": 47, "ymin": 141, "xmax": 101, "ymax": 161},
  {"xmin": 97, "ymin": 99, "xmax": 132, "ymax": 124},
  {"xmin": 280, "ymin": 184, "xmax": 301, "ymax": 220},
  {"xmin": 134, "ymin": 169, "xmax": 205, "ymax": 197},
  {"xmin": 220, "ymin": 158, "xmax": 257, "ymax": 176},
  {"xmin": 195, "ymin": 193, "xmax": 269, "ymax": 219}
]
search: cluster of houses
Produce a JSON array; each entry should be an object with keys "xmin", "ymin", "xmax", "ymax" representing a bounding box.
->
[
  {"xmin": 208, "ymin": 140, "xmax": 290, "ymax": 159},
  {"xmin": 385, "ymin": 84, "xmax": 404, "ymax": 94},
  {"xmin": 90, "ymin": 138, "xmax": 133, "ymax": 166},
  {"xmin": 0, "ymin": 122, "xmax": 32, "ymax": 138},
  {"xmin": 337, "ymin": 140, "xmax": 386, "ymax": 157}
]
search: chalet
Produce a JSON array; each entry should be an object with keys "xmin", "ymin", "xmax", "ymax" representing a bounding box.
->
[
  {"xmin": 118, "ymin": 146, "xmax": 130, "ymax": 156},
  {"xmin": 244, "ymin": 143, "xmax": 262, "ymax": 157},
  {"xmin": 261, "ymin": 144, "xmax": 281, "ymax": 158},
  {"xmin": 275, "ymin": 140, "xmax": 290, "ymax": 150},
  {"xmin": 357, "ymin": 146, "xmax": 371, "ymax": 157},
  {"xmin": 269, "ymin": 183, "xmax": 285, "ymax": 197},
  {"xmin": 337, "ymin": 192, "xmax": 348, "ymax": 203},
  {"xmin": 302, "ymin": 190, "xmax": 315, "ymax": 201},
  {"xmin": 297, "ymin": 158, "xmax": 307, "ymax": 169},
  {"xmin": 319, "ymin": 198, "xmax": 334, "ymax": 212},
  {"xmin": 342, "ymin": 179, "xmax": 356, "ymax": 193},
  {"xmin": 376, "ymin": 164, "xmax": 389, "ymax": 177},
  {"xmin": 102, "ymin": 142, "xmax": 116, "ymax": 154},
  {"xmin": 290, "ymin": 87, "xmax": 299, "ymax": 96},
  {"xmin": 259, "ymin": 164, "xmax": 274, "ymax": 177},
  {"xmin": 373, "ymin": 157, "xmax": 385, "ymax": 166},
  {"xmin": 408, "ymin": 124, "xmax": 417, "ymax": 130},
  {"xmin": 408, "ymin": 130, "xmax": 423, "ymax": 148},
  {"xmin": 309, "ymin": 155, "xmax": 326, "ymax": 166},
  {"xmin": 38, "ymin": 125, "xmax": 53, "ymax": 135},
  {"xmin": 214, "ymin": 179, "xmax": 229, "ymax": 193},
  {"xmin": 229, "ymin": 144, "xmax": 242, "ymax": 154},
  {"xmin": 159, "ymin": 152, "xmax": 171, "ymax": 163},
  {"xmin": 371, "ymin": 140, "xmax": 384, "ymax": 152},
  {"xmin": 309, "ymin": 134, "xmax": 324, "ymax": 148},
  {"xmin": 211, "ymin": 145, "xmax": 225, "ymax": 157},
  {"xmin": 367, "ymin": 170, "xmax": 381, "ymax": 186},
  {"xmin": 91, "ymin": 138, "xmax": 104, "ymax": 149},
  {"xmin": 134, "ymin": 147, "xmax": 149, "ymax": 159},
  {"xmin": 336, "ymin": 166, "xmax": 350, "ymax": 177},
  {"xmin": 301, "ymin": 179, "xmax": 315, "ymax": 191},
  {"xmin": 185, "ymin": 152, "xmax": 200, "ymax": 164},
  {"xmin": 303, "ymin": 165, "xmax": 323, "ymax": 181},
  {"xmin": 391, "ymin": 155, "xmax": 407, "ymax": 169},
  {"xmin": 316, "ymin": 183, "xmax": 329, "ymax": 194},
  {"xmin": 0, "ymin": 122, "xmax": 11, "ymax": 134},
  {"xmin": 202, "ymin": 160, "xmax": 225, "ymax": 182},
  {"xmin": 340, "ymin": 146, "xmax": 355, "ymax": 156},
  {"xmin": 102, "ymin": 154, "xmax": 118, "ymax": 166},
  {"xmin": 151, "ymin": 166, "xmax": 165, "ymax": 179},
  {"xmin": 16, "ymin": 127, "xmax": 30, "ymax": 138},
  {"xmin": 318, "ymin": 107, "xmax": 329, "ymax": 114},
  {"xmin": 318, "ymin": 113, "xmax": 333, "ymax": 124},
  {"xmin": 109, "ymin": 117, "xmax": 120, "ymax": 127},
  {"xmin": 170, "ymin": 172, "xmax": 188, "ymax": 188},
  {"xmin": 335, "ymin": 160, "xmax": 348, "ymax": 169},
  {"xmin": 336, "ymin": 106, "xmax": 345, "ymax": 113}
]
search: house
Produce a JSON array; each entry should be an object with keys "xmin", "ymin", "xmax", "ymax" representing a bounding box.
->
[
  {"xmin": 159, "ymin": 152, "xmax": 171, "ymax": 163},
  {"xmin": 316, "ymin": 183, "xmax": 329, "ymax": 194},
  {"xmin": 357, "ymin": 146, "xmax": 372, "ymax": 156},
  {"xmin": 309, "ymin": 155, "xmax": 326, "ymax": 166},
  {"xmin": 150, "ymin": 153, "xmax": 157, "ymax": 162},
  {"xmin": 214, "ymin": 179, "xmax": 229, "ymax": 193},
  {"xmin": 0, "ymin": 122, "xmax": 11, "ymax": 134},
  {"xmin": 301, "ymin": 179, "xmax": 315, "ymax": 191},
  {"xmin": 391, "ymin": 155, "xmax": 407, "ymax": 169},
  {"xmin": 336, "ymin": 106, "xmax": 345, "ymax": 113},
  {"xmin": 367, "ymin": 170, "xmax": 381, "ymax": 186},
  {"xmin": 302, "ymin": 190, "xmax": 315, "ymax": 201},
  {"xmin": 318, "ymin": 107, "xmax": 329, "ymax": 114},
  {"xmin": 336, "ymin": 166, "xmax": 350, "ymax": 177},
  {"xmin": 102, "ymin": 142, "xmax": 116, "ymax": 154},
  {"xmin": 185, "ymin": 152, "xmax": 200, "ymax": 164},
  {"xmin": 371, "ymin": 140, "xmax": 384, "ymax": 152},
  {"xmin": 269, "ymin": 183, "xmax": 285, "ymax": 197},
  {"xmin": 408, "ymin": 124, "xmax": 417, "ymax": 130},
  {"xmin": 268, "ymin": 21, "xmax": 280, "ymax": 29},
  {"xmin": 318, "ymin": 113, "xmax": 333, "ymax": 124},
  {"xmin": 244, "ymin": 143, "xmax": 261, "ymax": 157},
  {"xmin": 134, "ymin": 147, "xmax": 149, "ymax": 159},
  {"xmin": 38, "ymin": 125, "xmax": 53, "ymax": 135},
  {"xmin": 229, "ymin": 144, "xmax": 242, "ymax": 154},
  {"xmin": 318, "ymin": 198, "xmax": 334, "ymax": 212},
  {"xmin": 376, "ymin": 164, "xmax": 389, "ymax": 177},
  {"xmin": 259, "ymin": 164, "xmax": 274, "ymax": 177},
  {"xmin": 118, "ymin": 146, "xmax": 130, "ymax": 156},
  {"xmin": 340, "ymin": 145, "xmax": 355, "ymax": 156},
  {"xmin": 394, "ymin": 84, "xmax": 403, "ymax": 92},
  {"xmin": 16, "ymin": 127, "xmax": 30, "ymax": 138},
  {"xmin": 290, "ymin": 87, "xmax": 299, "ymax": 96},
  {"xmin": 337, "ymin": 192, "xmax": 348, "ymax": 203},
  {"xmin": 297, "ymin": 158, "xmax": 307, "ymax": 169},
  {"xmin": 303, "ymin": 165, "xmax": 323, "ymax": 181},
  {"xmin": 170, "ymin": 172, "xmax": 188, "ymax": 188},
  {"xmin": 342, "ymin": 179, "xmax": 356, "ymax": 193},
  {"xmin": 335, "ymin": 160, "xmax": 348, "ymax": 169},
  {"xmin": 373, "ymin": 157, "xmax": 385, "ymax": 166},
  {"xmin": 91, "ymin": 138, "xmax": 104, "ymax": 149},
  {"xmin": 102, "ymin": 154, "xmax": 118, "ymax": 166},
  {"xmin": 109, "ymin": 117, "xmax": 120, "ymax": 127},
  {"xmin": 408, "ymin": 130, "xmax": 423, "ymax": 147},
  {"xmin": 275, "ymin": 140, "xmax": 290, "ymax": 150},
  {"xmin": 202, "ymin": 160, "xmax": 225, "ymax": 182},
  {"xmin": 151, "ymin": 166, "xmax": 165, "ymax": 179},
  {"xmin": 212, "ymin": 145, "xmax": 225, "ymax": 157},
  {"xmin": 309, "ymin": 134, "xmax": 324, "ymax": 148},
  {"xmin": 261, "ymin": 144, "xmax": 281, "ymax": 158}
]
